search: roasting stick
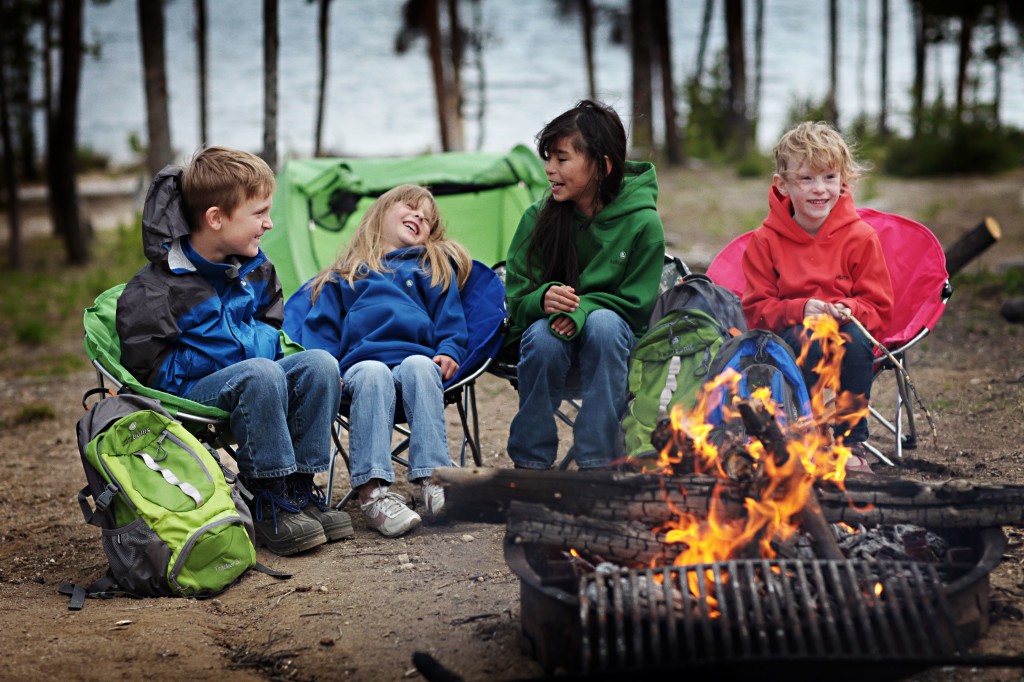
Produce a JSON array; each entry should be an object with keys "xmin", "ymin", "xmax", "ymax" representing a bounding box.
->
[{"xmin": 844, "ymin": 314, "xmax": 938, "ymax": 445}]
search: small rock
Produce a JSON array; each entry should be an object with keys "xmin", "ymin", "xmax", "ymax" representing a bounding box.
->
[
  {"xmin": 461, "ymin": 534, "xmax": 475, "ymax": 542},
  {"xmin": 398, "ymin": 553, "xmax": 410, "ymax": 564},
  {"xmin": 399, "ymin": 562, "xmax": 415, "ymax": 571},
  {"xmin": 320, "ymin": 637, "xmax": 335, "ymax": 647}
]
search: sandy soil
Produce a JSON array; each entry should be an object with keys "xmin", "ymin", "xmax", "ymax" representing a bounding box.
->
[{"xmin": 1, "ymin": 167, "xmax": 1023, "ymax": 682}]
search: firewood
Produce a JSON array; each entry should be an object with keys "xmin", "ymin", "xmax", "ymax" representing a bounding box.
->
[
  {"xmin": 436, "ymin": 468, "xmax": 1024, "ymax": 529},
  {"xmin": 1001, "ymin": 298, "xmax": 1024, "ymax": 324},
  {"xmin": 944, "ymin": 216, "xmax": 1001, "ymax": 276}
]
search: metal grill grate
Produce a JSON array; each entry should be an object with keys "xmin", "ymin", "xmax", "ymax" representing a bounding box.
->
[{"xmin": 578, "ymin": 558, "xmax": 969, "ymax": 673}]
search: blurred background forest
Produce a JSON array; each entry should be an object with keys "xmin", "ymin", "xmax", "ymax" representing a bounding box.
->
[{"xmin": 1, "ymin": 0, "xmax": 1024, "ymax": 270}]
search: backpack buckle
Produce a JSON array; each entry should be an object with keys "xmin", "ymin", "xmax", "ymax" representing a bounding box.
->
[{"xmin": 96, "ymin": 483, "xmax": 119, "ymax": 511}]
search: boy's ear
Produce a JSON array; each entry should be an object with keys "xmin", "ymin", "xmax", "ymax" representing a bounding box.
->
[
  {"xmin": 772, "ymin": 173, "xmax": 789, "ymax": 196},
  {"xmin": 203, "ymin": 206, "xmax": 222, "ymax": 232},
  {"xmin": 603, "ymin": 155, "xmax": 612, "ymax": 177}
]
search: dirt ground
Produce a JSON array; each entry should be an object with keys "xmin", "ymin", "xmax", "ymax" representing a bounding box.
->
[{"xmin": 2, "ymin": 166, "xmax": 1024, "ymax": 682}]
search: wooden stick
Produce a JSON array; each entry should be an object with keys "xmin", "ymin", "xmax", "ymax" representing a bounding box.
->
[{"xmin": 944, "ymin": 216, "xmax": 1001, "ymax": 276}]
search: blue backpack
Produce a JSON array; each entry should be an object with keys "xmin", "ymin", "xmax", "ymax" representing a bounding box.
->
[{"xmin": 703, "ymin": 329, "xmax": 813, "ymax": 431}]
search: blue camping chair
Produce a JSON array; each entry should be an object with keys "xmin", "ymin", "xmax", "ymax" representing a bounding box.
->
[{"xmin": 283, "ymin": 260, "xmax": 507, "ymax": 508}]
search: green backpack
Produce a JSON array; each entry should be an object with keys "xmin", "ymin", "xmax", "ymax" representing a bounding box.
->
[
  {"xmin": 621, "ymin": 274, "xmax": 748, "ymax": 460},
  {"xmin": 69, "ymin": 394, "xmax": 258, "ymax": 604}
]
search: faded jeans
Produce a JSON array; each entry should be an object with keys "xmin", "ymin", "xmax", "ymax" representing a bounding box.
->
[
  {"xmin": 184, "ymin": 350, "xmax": 342, "ymax": 479},
  {"xmin": 507, "ymin": 309, "xmax": 634, "ymax": 469},
  {"xmin": 342, "ymin": 355, "xmax": 451, "ymax": 488},
  {"xmin": 781, "ymin": 321, "xmax": 874, "ymax": 443}
]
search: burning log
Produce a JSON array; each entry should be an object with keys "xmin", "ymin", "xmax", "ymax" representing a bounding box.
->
[{"xmin": 436, "ymin": 467, "xmax": 1024, "ymax": 529}]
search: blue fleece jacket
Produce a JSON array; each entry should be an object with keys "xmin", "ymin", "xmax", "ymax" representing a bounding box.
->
[{"xmin": 297, "ymin": 247, "xmax": 468, "ymax": 375}]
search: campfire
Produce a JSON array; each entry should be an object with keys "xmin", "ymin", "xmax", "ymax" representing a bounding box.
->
[{"xmin": 438, "ymin": 316, "xmax": 1022, "ymax": 675}]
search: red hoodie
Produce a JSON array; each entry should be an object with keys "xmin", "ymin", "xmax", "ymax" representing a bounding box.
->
[{"xmin": 741, "ymin": 186, "xmax": 894, "ymax": 338}]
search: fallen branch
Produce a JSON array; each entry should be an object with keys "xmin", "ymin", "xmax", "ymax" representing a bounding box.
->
[{"xmin": 944, "ymin": 216, "xmax": 1001, "ymax": 276}]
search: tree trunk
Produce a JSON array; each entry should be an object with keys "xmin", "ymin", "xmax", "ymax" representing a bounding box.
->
[
  {"xmin": 580, "ymin": 0, "xmax": 597, "ymax": 100},
  {"xmin": 423, "ymin": 0, "xmax": 451, "ymax": 151},
  {"xmin": 723, "ymin": 0, "xmax": 747, "ymax": 157},
  {"xmin": 630, "ymin": 0, "xmax": 654, "ymax": 157},
  {"xmin": 314, "ymin": 0, "xmax": 331, "ymax": 157},
  {"xmin": 0, "ymin": 57, "xmax": 23, "ymax": 269},
  {"xmin": 692, "ymin": 0, "xmax": 714, "ymax": 84},
  {"xmin": 879, "ymin": 0, "xmax": 889, "ymax": 139},
  {"xmin": 911, "ymin": 0, "xmax": 926, "ymax": 137},
  {"xmin": 751, "ymin": 0, "xmax": 763, "ymax": 128},
  {"xmin": 827, "ymin": 0, "xmax": 838, "ymax": 123},
  {"xmin": 262, "ymin": 0, "xmax": 279, "ymax": 169},
  {"xmin": 652, "ymin": 0, "xmax": 679, "ymax": 165},
  {"xmin": 195, "ymin": 0, "xmax": 208, "ymax": 145},
  {"xmin": 444, "ymin": 0, "xmax": 464, "ymax": 151},
  {"xmin": 943, "ymin": 216, "xmax": 1002, "ymax": 276},
  {"xmin": 138, "ymin": 0, "xmax": 172, "ymax": 178},
  {"xmin": 955, "ymin": 7, "xmax": 975, "ymax": 126},
  {"xmin": 47, "ymin": 0, "xmax": 88, "ymax": 265}
]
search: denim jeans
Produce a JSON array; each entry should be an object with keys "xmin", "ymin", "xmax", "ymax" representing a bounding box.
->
[
  {"xmin": 780, "ymin": 321, "xmax": 874, "ymax": 443},
  {"xmin": 184, "ymin": 350, "xmax": 342, "ymax": 479},
  {"xmin": 507, "ymin": 309, "xmax": 634, "ymax": 469},
  {"xmin": 342, "ymin": 355, "xmax": 451, "ymax": 488}
]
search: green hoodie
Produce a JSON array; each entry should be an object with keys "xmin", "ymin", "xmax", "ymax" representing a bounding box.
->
[{"xmin": 504, "ymin": 160, "xmax": 665, "ymax": 347}]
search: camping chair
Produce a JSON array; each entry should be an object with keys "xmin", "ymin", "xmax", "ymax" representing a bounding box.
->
[
  {"xmin": 705, "ymin": 208, "xmax": 952, "ymax": 464},
  {"xmin": 83, "ymin": 284, "xmax": 235, "ymax": 454},
  {"xmin": 282, "ymin": 261, "xmax": 507, "ymax": 509},
  {"xmin": 490, "ymin": 254, "xmax": 691, "ymax": 470}
]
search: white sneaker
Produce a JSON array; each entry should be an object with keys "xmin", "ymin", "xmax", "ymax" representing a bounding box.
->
[
  {"xmin": 418, "ymin": 480, "xmax": 446, "ymax": 522},
  {"xmin": 360, "ymin": 486, "xmax": 421, "ymax": 538}
]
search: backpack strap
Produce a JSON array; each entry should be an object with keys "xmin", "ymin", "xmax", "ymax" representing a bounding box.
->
[
  {"xmin": 254, "ymin": 562, "xmax": 292, "ymax": 580},
  {"xmin": 59, "ymin": 572, "xmax": 126, "ymax": 610}
]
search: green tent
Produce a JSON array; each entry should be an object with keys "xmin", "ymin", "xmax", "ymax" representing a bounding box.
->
[{"xmin": 264, "ymin": 145, "xmax": 548, "ymax": 296}]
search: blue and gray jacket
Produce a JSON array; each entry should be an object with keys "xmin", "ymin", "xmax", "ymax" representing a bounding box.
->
[{"xmin": 116, "ymin": 166, "xmax": 284, "ymax": 397}]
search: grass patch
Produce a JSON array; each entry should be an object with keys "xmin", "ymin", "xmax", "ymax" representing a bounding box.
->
[
  {"xmin": 7, "ymin": 402, "xmax": 58, "ymax": 426},
  {"xmin": 0, "ymin": 222, "xmax": 145, "ymax": 378}
]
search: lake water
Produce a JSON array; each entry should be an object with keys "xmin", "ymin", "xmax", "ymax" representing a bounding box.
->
[{"xmin": 68, "ymin": 0, "xmax": 1023, "ymax": 167}]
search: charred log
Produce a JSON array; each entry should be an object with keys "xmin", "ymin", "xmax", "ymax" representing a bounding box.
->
[
  {"xmin": 944, "ymin": 216, "xmax": 1001, "ymax": 276},
  {"xmin": 436, "ymin": 467, "xmax": 1024, "ymax": 529}
]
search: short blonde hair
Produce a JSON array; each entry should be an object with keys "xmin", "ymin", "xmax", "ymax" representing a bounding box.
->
[
  {"xmin": 181, "ymin": 146, "xmax": 276, "ymax": 230},
  {"xmin": 309, "ymin": 184, "xmax": 472, "ymax": 301},
  {"xmin": 773, "ymin": 121, "xmax": 868, "ymax": 185}
]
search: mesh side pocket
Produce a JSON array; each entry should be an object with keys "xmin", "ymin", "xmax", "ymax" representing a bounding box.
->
[{"xmin": 101, "ymin": 517, "xmax": 173, "ymax": 597}]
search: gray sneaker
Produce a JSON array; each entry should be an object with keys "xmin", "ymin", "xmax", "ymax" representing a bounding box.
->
[
  {"xmin": 244, "ymin": 477, "xmax": 327, "ymax": 556},
  {"xmin": 288, "ymin": 473, "xmax": 355, "ymax": 541},
  {"xmin": 360, "ymin": 486, "xmax": 421, "ymax": 538},
  {"xmin": 417, "ymin": 480, "xmax": 446, "ymax": 522}
]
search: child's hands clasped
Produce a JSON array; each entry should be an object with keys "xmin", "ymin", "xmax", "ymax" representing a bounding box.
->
[
  {"xmin": 804, "ymin": 298, "xmax": 851, "ymax": 321},
  {"xmin": 544, "ymin": 285, "xmax": 580, "ymax": 337},
  {"xmin": 434, "ymin": 354, "xmax": 459, "ymax": 381}
]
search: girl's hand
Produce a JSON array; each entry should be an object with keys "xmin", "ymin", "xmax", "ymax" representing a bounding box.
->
[
  {"xmin": 550, "ymin": 315, "xmax": 577, "ymax": 337},
  {"xmin": 543, "ymin": 285, "xmax": 579, "ymax": 314},
  {"xmin": 434, "ymin": 354, "xmax": 459, "ymax": 381}
]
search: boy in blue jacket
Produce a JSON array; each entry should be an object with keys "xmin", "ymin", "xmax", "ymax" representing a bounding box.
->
[{"xmin": 116, "ymin": 146, "xmax": 351, "ymax": 556}]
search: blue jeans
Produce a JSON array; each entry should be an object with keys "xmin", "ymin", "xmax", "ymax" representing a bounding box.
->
[
  {"xmin": 507, "ymin": 309, "xmax": 634, "ymax": 469},
  {"xmin": 184, "ymin": 350, "xmax": 342, "ymax": 479},
  {"xmin": 342, "ymin": 355, "xmax": 451, "ymax": 488},
  {"xmin": 780, "ymin": 322, "xmax": 874, "ymax": 443}
]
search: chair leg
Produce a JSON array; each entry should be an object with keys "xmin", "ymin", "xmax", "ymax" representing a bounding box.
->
[
  {"xmin": 894, "ymin": 359, "xmax": 919, "ymax": 451},
  {"xmin": 454, "ymin": 382, "xmax": 484, "ymax": 467},
  {"xmin": 328, "ymin": 417, "xmax": 355, "ymax": 510}
]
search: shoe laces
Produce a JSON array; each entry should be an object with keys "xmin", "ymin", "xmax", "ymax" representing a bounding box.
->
[
  {"xmin": 364, "ymin": 488, "xmax": 409, "ymax": 518},
  {"xmin": 253, "ymin": 480, "xmax": 302, "ymax": 532},
  {"xmin": 289, "ymin": 474, "xmax": 329, "ymax": 511}
]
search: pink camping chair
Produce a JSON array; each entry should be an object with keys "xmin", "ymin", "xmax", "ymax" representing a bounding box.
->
[{"xmin": 706, "ymin": 208, "xmax": 952, "ymax": 464}]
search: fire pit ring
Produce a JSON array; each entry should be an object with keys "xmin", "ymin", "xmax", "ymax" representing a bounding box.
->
[{"xmin": 505, "ymin": 526, "xmax": 1008, "ymax": 678}]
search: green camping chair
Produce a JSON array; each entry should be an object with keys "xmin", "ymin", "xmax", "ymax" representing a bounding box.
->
[
  {"xmin": 264, "ymin": 146, "xmax": 548, "ymax": 297},
  {"xmin": 83, "ymin": 285, "xmax": 234, "ymax": 450}
]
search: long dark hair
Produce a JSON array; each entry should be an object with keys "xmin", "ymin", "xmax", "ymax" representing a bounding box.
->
[{"xmin": 526, "ymin": 99, "xmax": 627, "ymax": 289}]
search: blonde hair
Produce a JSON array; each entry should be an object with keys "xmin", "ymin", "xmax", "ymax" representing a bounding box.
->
[
  {"xmin": 773, "ymin": 121, "xmax": 868, "ymax": 185},
  {"xmin": 181, "ymin": 146, "xmax": 276, "ymax": 230},
  {"xmin": 309, "ymin": 184, "xmax": 472, "ymax": 302}
]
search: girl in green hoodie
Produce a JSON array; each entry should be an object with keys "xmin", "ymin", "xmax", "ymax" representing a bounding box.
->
[{"xmin": 503, "ymin": 100, "xmax": 665, "ymax": 469}]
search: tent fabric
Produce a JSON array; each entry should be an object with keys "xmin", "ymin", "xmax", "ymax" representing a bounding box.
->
[
  {"xmin": 264, "ymin": 145, "xmax": 548, "ymax": 297},
  {"xmin": 705, "ymin": 208, "xmax": 950, "ymax": 348},
  {"xmin": 281, "ymin": 260, "xmax": 506, "ymax": 390}
]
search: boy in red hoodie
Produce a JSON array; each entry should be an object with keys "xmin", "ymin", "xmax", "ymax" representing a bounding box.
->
[{"xmin": 741, "ymin": 121, "xmax": 894, "ymax": 472}]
